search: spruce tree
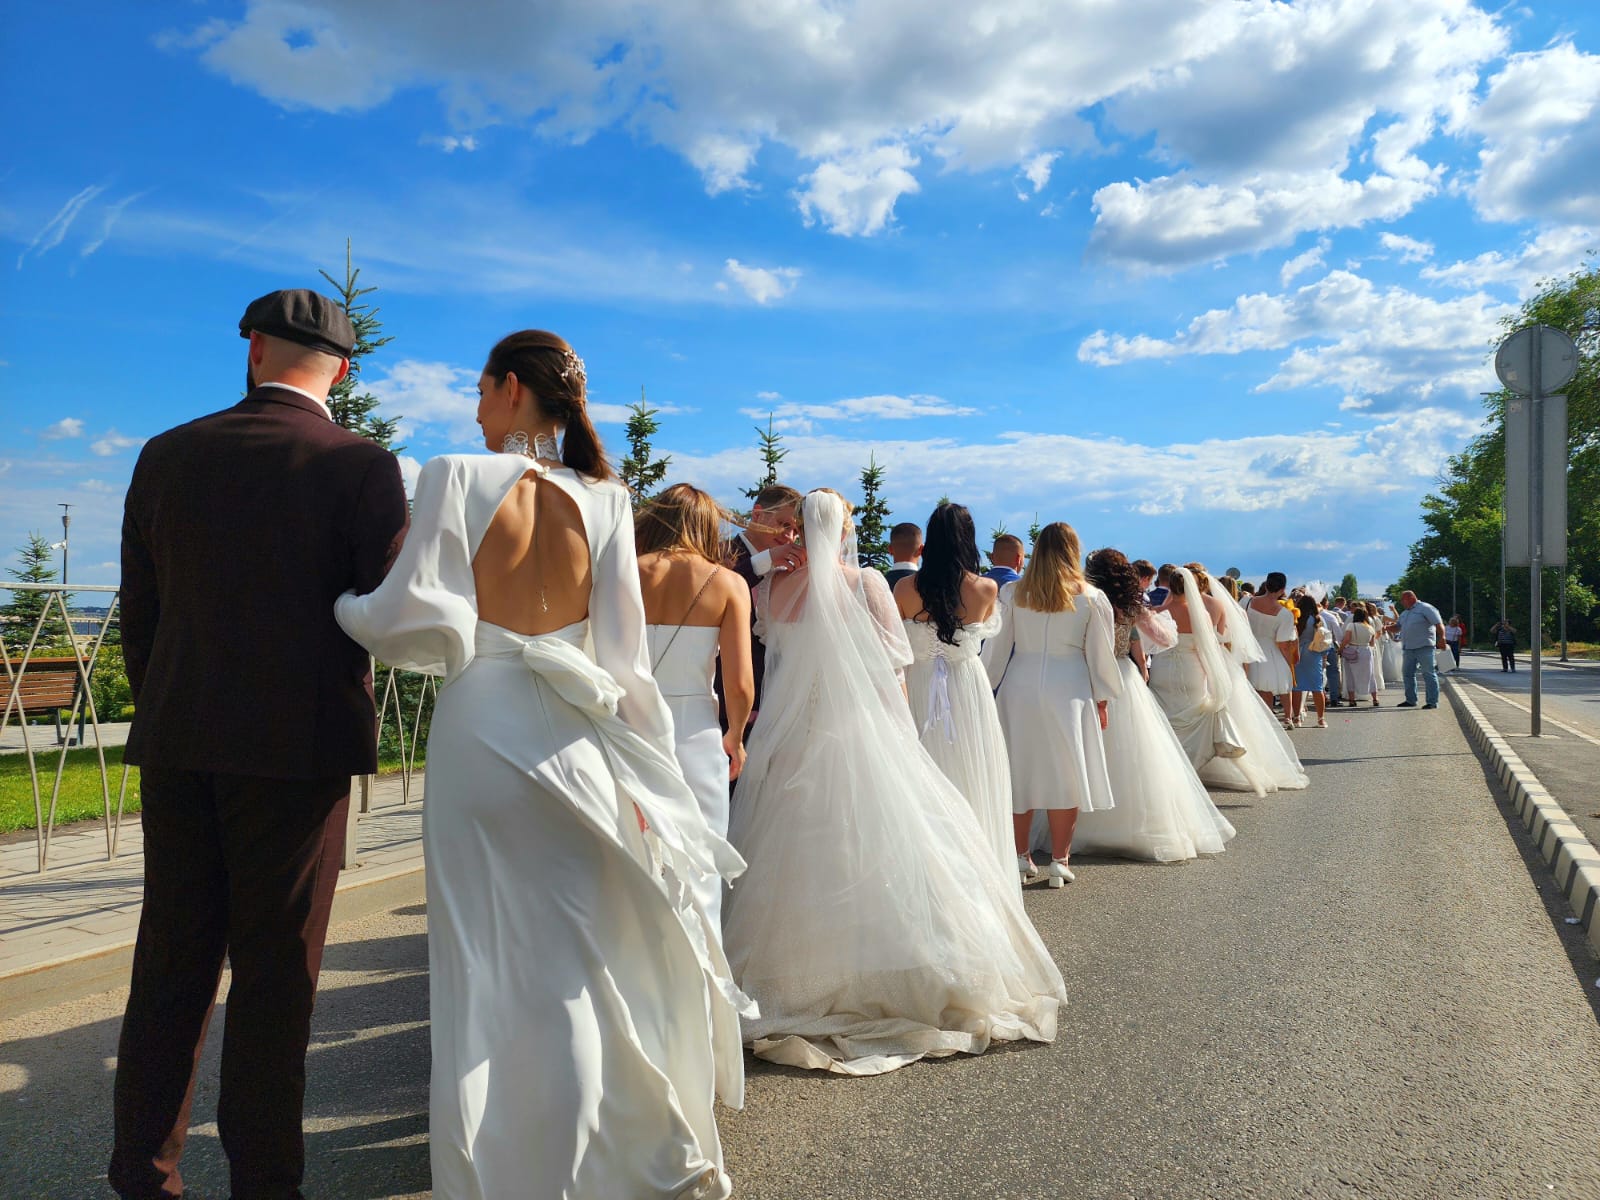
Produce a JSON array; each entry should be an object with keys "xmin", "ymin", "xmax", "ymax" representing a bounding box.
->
[
  {"xmin": 856, "ymin": 454, "xmax": 891, "ymax": 570},
  {"xmin": 3, "ymin": 533, "xmax": 68, "ymax": 650},
  {"xmin": 620, "ymin": 388, "xmax": 672, "ymax": 509},
  {"xmin": 319, "ymin": 239, "xmax": 401, "ymax": 449},
  {"xmin": 743, "ymin": 415, "xmax": 789, "ymax": 499},
  {"xmin": 1339, "ymin": 573, "xmax": 1360, "ymax": 601},
  {"xmin": 1027, "ymin": 514, "xmax": 1043, "ymax": 546}
]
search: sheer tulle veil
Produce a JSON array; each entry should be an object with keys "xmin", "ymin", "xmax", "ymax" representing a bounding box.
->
[
  {"xmin": 1170, "ymin": 567, "xmax": 1235, "ymax": 719},
  {"xmin": 1208, "ymin": 575, "xmax": 1267, "ymax": 664}
]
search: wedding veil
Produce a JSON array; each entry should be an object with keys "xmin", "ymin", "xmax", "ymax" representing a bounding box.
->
[
  {"xmin": 1171, "ymin": 566, "xmax": 1234, "ymax": 718},
  {"xmin": 1206, "ymin": 574, "xmax": 1266, "ymax": 664}
]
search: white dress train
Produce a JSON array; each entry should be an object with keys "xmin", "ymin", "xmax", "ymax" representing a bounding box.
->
[
  {"xmin": 1075, "ymin": 613, "xmax": 1237, "ymax": 861},
  {"xmin": 335, "ymin": 453, "xmax": 746, "ymax": 1200},
  {"xmin": 903, "ymin": 613, "xmax": 1015, "ymax": 880},
  {"xmin": 723, "ymin": 492, "xmax": 1065, "ymax": 1076}
]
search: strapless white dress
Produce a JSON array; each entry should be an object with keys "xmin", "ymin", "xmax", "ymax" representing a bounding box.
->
[{"xmin": 903, "ymin": 614, "xmax": 1014, "ymax": 880}]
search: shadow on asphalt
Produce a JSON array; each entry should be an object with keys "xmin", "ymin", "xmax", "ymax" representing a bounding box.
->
[{"xmin": 0, "ymin": 931, "xmax": 433, "ymax": 1199}]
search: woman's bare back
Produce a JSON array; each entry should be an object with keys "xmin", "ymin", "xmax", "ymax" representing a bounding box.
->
[{"xmin": 473, "ymin": 473, "xmax": 592, "ymax": 635}]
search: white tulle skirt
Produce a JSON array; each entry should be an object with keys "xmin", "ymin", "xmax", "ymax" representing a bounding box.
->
[
  {"xmin": 1075, "ymin": 660, "xmax": 1238, "ymax": 861},
  {"xmin": 725, "ymin": 683, "xmax": 1065, "ymax": 1076},
  {"xmin": 1210, "ymin": 657, "xmax": 1310, "ymax": 793}
]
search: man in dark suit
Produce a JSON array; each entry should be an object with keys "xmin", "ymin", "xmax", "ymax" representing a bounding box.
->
[
  {"xmin": 717, "ymin": 483, "xmax": 803, "ymax": 735},
  {"xmin": 110, "ymin": 290, "xmax": 409, "ymax": 1200},
  {"xmin": 883, "ymin": 522, "xmax": 922, "ymax": 590}
]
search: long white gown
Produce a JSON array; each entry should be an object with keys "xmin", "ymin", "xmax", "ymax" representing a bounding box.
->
[
  {"xmin": 1380, "ymin": 629, "xmax": 1403, "ymax": 685},
  {"xmin": 1075, "ymin": 612, "xmax": 1237, "ymax": 861},
  {"xmin": 1206, "ymin": 577, "xmax": 1309, "ymax": 793},
  {"xmin": 648, "ymin": 624, "xmax": 729, "ymax": 929},
  {"xmin": 1243, "ymin": 602, "xmax": 1296, "ymax": 694},
  {"xmin": 903, "ymin": 612, "xmax": 1014, "ymax": 880},
  {"xmin": 983, "ymin": 582, "xmax": 1122, "ymax": 815},
  {"xmin": 335, "ymin": 453, "xmax": 747, "ymax": 1200},
  {"xmin": 723, "ymin": 491, "xmax": 1066, "ymax": 1077}
]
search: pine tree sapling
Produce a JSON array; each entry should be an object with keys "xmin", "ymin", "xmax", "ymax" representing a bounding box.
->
[
  {"xmin": 319, "ymin": 239, "xmax": 401, "ymax": 449},
  {"xmin": 3, "ymin": 532, "xmax": 69, "ymax": 651},
  {"xmin": 743, "ymin": 415, "xmax": 790, "ymax": 499},
  {"xmin": 620, "ymin": 389, "xmax": 672, "ymax": 509},
  {"xmin": 856, "ymin": 454, "xmax": 892, "ymax": 570}
]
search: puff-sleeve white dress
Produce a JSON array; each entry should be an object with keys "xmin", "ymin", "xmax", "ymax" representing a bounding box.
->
[{"xmin": 335, "ymin": 453, "xmax": 748, "ymax": 1200}]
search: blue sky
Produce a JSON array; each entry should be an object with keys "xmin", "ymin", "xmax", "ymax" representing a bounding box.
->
[{"xmin": 3, "ymin": 0, "xmax": 1597, "ymax": 597}]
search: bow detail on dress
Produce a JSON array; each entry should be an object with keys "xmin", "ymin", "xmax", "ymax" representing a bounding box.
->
[
  {"xmin": 518, "ymin": 633, "xmax": 625, "ymax": 718},
  {"xmin": 921, "ymin": 654, "xmax": 956, "ymax": 743}
]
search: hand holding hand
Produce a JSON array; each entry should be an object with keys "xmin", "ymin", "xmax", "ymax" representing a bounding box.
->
[{"xmin": 723, "ymin": 731, "xmax": 747, "ymax": 781}]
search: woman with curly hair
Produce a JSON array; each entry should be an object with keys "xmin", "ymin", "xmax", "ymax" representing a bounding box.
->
[
  {"xmin": 1074, "ymin": 549, "xmax": 1236, "ymax": 861},
  {"xmin": 894, "ymin": 501, "xmax": 1012, "ymax": 878}
]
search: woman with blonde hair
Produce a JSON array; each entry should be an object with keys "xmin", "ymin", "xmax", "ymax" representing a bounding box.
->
[
  {"xmin": 984, "ymin": 522, "xmax": 1122, "ymax": 886},
  {"xmin": 636, "ymin": 483, "xmax": 756, "ymax": 930}
]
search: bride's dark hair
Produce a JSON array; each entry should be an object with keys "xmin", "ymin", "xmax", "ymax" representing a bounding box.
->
[
  {"xmin": 1085, "ymin": 547, "xmax": 1145, "ymax": 623},
  {"xmin": 916, "ymin": 501, "xmax": 980, "ymax": 647},
  {"xmin": 483, "ymin": 330, "xmax": 613, "ymax": 481}
]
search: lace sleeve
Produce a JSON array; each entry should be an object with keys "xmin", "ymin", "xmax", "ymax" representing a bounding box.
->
[{"xmin": 861, "ymin": 569, "xmax": 913, "ymax": 672}]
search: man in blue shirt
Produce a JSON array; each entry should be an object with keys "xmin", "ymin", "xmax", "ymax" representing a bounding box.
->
[
  {"xmin": 1395, "ymin": 590, "xmax": 1447, "ymax": 708},
  {"xmin": 984, "ymin": 534, "xmax": 1025, "ymax": 586}
]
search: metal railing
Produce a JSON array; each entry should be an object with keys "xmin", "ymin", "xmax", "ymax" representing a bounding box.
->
[{"xmin": 2, "ymin": 583, "xmax": 434, "ymax": 874}]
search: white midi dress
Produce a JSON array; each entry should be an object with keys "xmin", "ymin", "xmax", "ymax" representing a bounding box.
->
[
  {"xmin": 335, "ymin": 453, "xmax": 747, "ymax": 1200},
  {"xmin": 984, "ymin": 583, "xmax": 1123, "ymax": 814},
  {"xmin": 903, "ymin": 613, "xmax": 1015, "ymax": 880},
  {"xmin": 1243, "ymin": 602, "xmax": 1296, "ymax": 694}
]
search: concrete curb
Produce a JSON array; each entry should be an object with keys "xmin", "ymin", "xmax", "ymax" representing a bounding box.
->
[
  {"xmin": 0, "ymin": 856, "xmax": 424, "ymax": 1021},
  {"xmin": 1445, "ymin": 675, "xmax": 1600, "ymax": 960}
]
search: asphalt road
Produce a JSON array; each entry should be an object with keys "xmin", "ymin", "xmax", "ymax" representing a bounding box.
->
[{"xmin": 4, "ymin": 697, "xmax": 1599, "ymax": 1199}]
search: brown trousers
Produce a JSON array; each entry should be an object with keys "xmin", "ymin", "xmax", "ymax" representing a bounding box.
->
[{"xmin": 109, "ymin": 770, "xmax": 350, "ymax": 1200}]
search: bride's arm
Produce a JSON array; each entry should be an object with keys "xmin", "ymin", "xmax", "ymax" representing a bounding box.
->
[
  {"xmin": 334, "ymin": 456, "xmax": 474, "ymax": 676},
  {"xmin": 861, "ymin": 569, "xmax": 913, "ymax": 676}
]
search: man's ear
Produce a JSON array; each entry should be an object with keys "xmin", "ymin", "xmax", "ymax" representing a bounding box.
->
[{"xmin": 332, "ymin": 357, "xmax": 350, "ymax": 387}]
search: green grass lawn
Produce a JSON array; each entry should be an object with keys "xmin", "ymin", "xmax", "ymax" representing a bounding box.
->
[{"xmin": 0, "ymin": 744, "xmax": 140, "ymax": 834}]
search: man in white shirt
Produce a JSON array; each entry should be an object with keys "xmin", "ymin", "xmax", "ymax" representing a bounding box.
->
[{"xmin": 1395, "ymin": 590, "xmax": 1447, "ymax": 708}]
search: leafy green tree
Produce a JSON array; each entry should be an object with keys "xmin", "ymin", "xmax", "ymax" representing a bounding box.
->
[
  {"xmin": 743, "ymin": 415, "xmax": 789, "ymax": 499},
  {"xmin": 1398, "ymin": 252, "xmax": 1599, "ymax": 646},
  {"xmin": 2, "ymin": 533, "xmax": 69, "ymax": 651},
  {"xmin": 319, "ymin": 239, "xmax": 401, "ymax": 449},
  {"xmin": 1338, "ymin": 573, "xmax": 1360, "ymax": 601},
  {"xmin": 620, "ymin": 389, "xmax": 672, "ymax": 509},
  {"xmin": 856, "ymin": 454, "xmax": 891, "ymax": 570}
]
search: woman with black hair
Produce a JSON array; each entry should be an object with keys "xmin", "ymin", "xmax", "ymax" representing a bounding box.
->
[
  {"xmin": 894, "ymin": 501, "xmax": 1012, "ymax": 878},
  {"xmin": 1074, "ymin": 549, "xmax": 1236, "ymax": 862}
]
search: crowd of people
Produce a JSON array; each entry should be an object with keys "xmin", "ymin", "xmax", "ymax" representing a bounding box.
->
[{"xmin": 108, "ymin": 301, "xmax": 1456, "ymax": 1200}]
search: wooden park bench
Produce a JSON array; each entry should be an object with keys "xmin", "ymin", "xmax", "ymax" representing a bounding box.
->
[{"xmin": 2, "ymin": 656, "xmax": 85, "ymax": 745}]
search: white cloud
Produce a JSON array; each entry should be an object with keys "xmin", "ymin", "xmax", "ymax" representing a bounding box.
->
[
  {"xmin": 1021, "ymin": 152, "xmax": 1058, "ymax": 196},
  {"xmin": 16, "ymin": 184, "xmax": 104, "ymax": 268},
  {"xmin": 1379, "ymin": 232, "xmax": 1434, "ymax": 263},
  {"xmin": 89, "ymin": 431, "xmax": 146, "ymax": 457},
  {"xmin": 796, "ymin": 145, "xmax": 921, "ymax": 237},
  {"xmin": 718, "ymin": 258, "xmax": 801, "ymax": 305},
  {"xmin": 422, "ymin": 133, "xmax": 479, "ymax": 153},
  {"xmin": 1421, "ymin": 225, "xmax": 1595, "ymax": 298},
  {"xmin": 79, "ymin": 479, "xmax": 120, "ymax": 495},
  {"xmin": 396, "ymin": 454, "xmax": 423, "ymax": 499},
  {"xmin": 1458, "ymin": 42, "xmax": 1600, "ymax": 225},
  {"xmin": 1280, "ymin": 239, "xmax": 1329, "ymax": 286},
  {"xmin": 367, "ymin": 359, "xmax": 481, "ymax": 446},
  {"xmin": 80, "ymin": 190, "xmax": 152, "ymax": 258},
  {"xmin": 1079, "ymin": 269, "xmax": 1513, "ymax": 411},
  {"xmin": 42, "ymin": 418, "xmax": 85, "ymax": 440},
  {"xmin": 737, "ymin": 392, "xmax": 977, "ymax": 434},
  {"xmin": 755, "ymin": 390, "xmax": 783, "ymax": 402}
]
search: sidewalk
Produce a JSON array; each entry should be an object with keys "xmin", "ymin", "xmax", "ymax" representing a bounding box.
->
[
  {"xmin": 0, "ymin": 720, "xmax": 133, "ymax": 754},
  {"xmin": 0, "ymin": 778, "xmax": 425, "ymax": 1019}
]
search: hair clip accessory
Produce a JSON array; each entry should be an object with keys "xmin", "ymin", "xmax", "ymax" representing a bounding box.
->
[{"xmin": 559, "ymin": 350, "xmax": 587, "ymax": 388}]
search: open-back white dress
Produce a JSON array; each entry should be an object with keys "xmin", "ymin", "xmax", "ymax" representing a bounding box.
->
[{"xmin": 335, "ymin": 453, "xmax": 747, "ymax": 1200}]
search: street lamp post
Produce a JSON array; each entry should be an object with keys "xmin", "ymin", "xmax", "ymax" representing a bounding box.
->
[{"xmin": 58, "ymin": 503, "xmax": 71, "ymax": 587}]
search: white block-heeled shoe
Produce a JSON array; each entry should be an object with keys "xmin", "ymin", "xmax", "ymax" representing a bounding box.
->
[{"xmin": 1044, "ymin": 859, "xmax": 1075, "ymax": 888}]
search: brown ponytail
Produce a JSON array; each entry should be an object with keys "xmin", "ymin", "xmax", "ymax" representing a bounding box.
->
[{"xmin": 484, "ymin": 330, "xmax": 615, "ymax": 481}]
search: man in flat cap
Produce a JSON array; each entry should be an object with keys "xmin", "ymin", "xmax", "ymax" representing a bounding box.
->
[{"xmin": 110, "ymin": 289, "xmax": 409, "ymax": 1200}]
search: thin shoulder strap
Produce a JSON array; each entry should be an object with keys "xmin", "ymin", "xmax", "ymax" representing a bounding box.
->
[{"xmin": 650, "ymin": 566, "xmax": 719, "ymax": 673}]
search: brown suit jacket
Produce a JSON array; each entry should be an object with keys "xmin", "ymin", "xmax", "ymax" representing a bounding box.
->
[{"xmin": 121, "ymin": 385, "xmax": 409, "ymax": 779}]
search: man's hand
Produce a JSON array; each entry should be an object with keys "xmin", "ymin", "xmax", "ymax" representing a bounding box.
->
[
  {"xmin": 771, "ymin": 544, "xmax": 806, "ymax": 573},
  {"xmin": 1097, "ymin": 699, "xmax": 1109, "ymax": 731}
]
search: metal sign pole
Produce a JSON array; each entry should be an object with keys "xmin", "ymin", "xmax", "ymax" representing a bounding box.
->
[{"xmin": 1530, "ymin": 324, "xmax": 1542, "ymax": 737}]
